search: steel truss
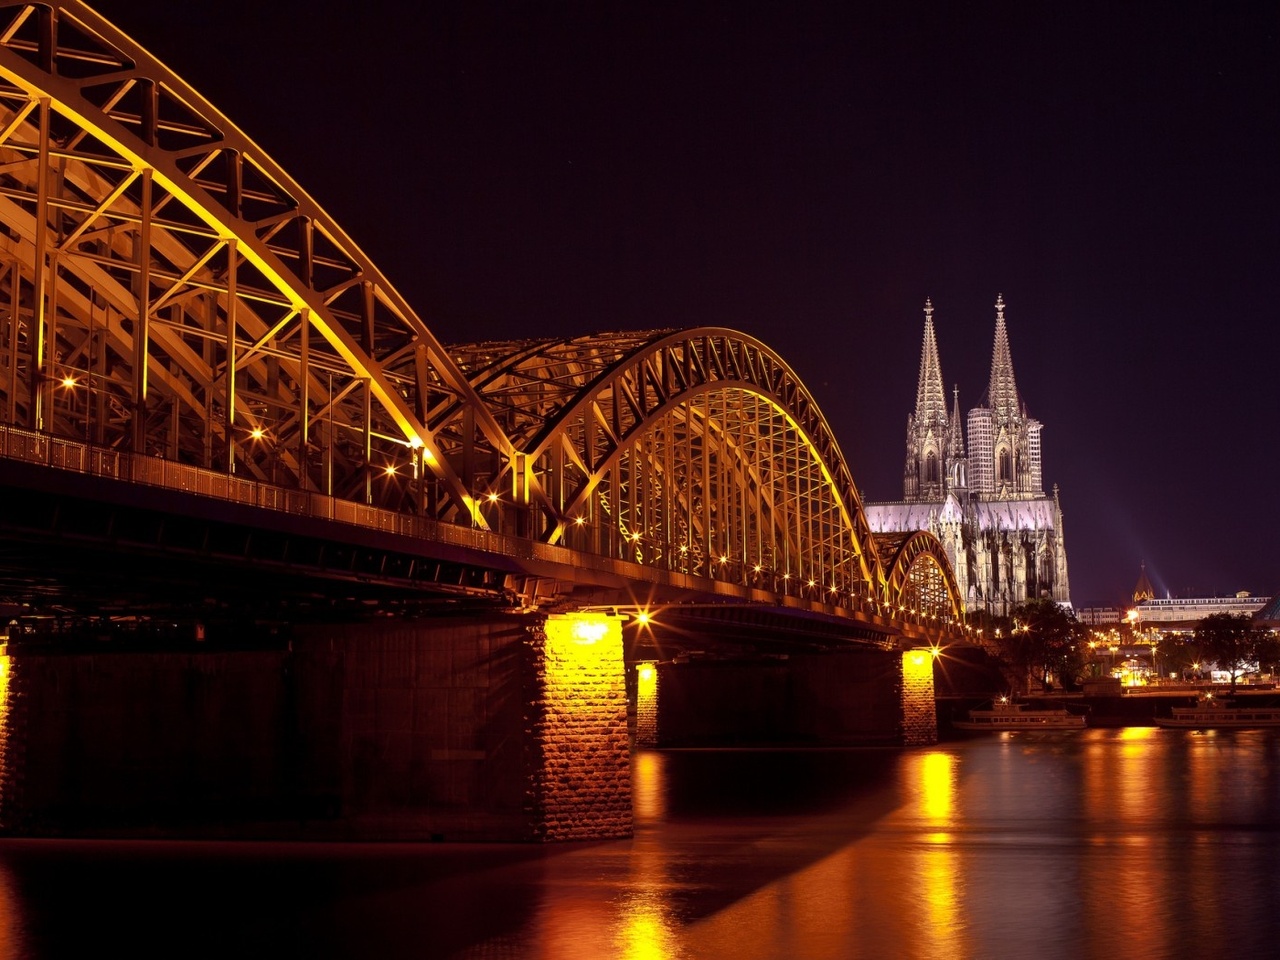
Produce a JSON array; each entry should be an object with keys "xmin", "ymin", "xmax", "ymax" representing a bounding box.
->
[{"xmin": 0, "ymin": 2, "xmax": 965, "ymax": 626}]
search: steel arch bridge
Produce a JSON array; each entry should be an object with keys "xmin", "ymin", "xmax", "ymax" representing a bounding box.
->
[{"xmin": 0, "ymin": 1, "xmax": 965, "ymax": 636}]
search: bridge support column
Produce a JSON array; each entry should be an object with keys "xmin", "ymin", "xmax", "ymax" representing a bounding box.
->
[
  {"xmin": 634, "ymin": 661, "xmax": 658, "ymax": 747},
  {"xmin": 527, "ymin": 613, "xmax": 631, "ymax": 840},
  {"xmin": 900, "ymin": 648, "xmax": 939, "ymax": 745}
]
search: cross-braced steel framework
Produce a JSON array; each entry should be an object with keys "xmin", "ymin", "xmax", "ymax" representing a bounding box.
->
[{"xmin": 0, "ymin": 1, "xmax": 965, "ymax": 628}]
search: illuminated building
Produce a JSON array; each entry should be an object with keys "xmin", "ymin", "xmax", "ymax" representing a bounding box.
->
[
  {"xmin": 1130, "ymin": 593, "xmax": 1267, "ymax": 633},
  {"xmin": 865, "ymin": 295, "xmax": 1071, "ymax": 615}
]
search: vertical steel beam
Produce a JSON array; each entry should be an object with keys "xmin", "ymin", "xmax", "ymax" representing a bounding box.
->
[
  {"xmin": 7, "ymin": 259, "xmax": 19, "ymax": 425},
  {"xmin": 225, "ymin": 239, "xmax": 237, "ymax": 471},
  {"xmin": 27, "ymin": 99, "xmax": 49, "ymax": 431},
  {"xmin": 132, "ymin": 168, "xmax": 152, "ymax": 452}
]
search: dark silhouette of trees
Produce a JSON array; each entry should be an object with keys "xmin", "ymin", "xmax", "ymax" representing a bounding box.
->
[
  {"xmin": 1002, "ymin": 598, "xmax": 1086, "ymax": 693},
  {"xmin": 1193, "ymin": 613, "xmax": 1269, "ymax": 693}
]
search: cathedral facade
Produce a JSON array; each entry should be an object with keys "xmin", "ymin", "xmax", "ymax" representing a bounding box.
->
[{"xmin": 864, "ymin": 295, "xmax": 1072, "ymax": 615}]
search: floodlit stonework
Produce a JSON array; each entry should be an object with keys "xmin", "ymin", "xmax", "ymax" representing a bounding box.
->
[{"xmin": 865, "ymin": 296, "xmax": 1071, "ymax": 616}]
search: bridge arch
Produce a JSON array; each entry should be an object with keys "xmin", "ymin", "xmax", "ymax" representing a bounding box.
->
[
  {"xmin": 451, "ymin": 329, "xmax": 886, "ymax": 603},
  {"xmin": 877, "ymin": 530, "xmax": 965, "ymax": 625},
  {"xmin": 0, "ymin": 0, "xmax": 512, "ymax": 525}
]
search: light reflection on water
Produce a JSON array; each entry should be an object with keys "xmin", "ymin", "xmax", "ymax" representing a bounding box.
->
[{"xmin": 2, "ymin": 731, "xmax": 1280, "ymax": 959}]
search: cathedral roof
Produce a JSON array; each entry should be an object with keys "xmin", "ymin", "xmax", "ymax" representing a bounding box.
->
[{"xmin": 863, "ymin": 495, "xmax": 1060, "ymax": 533}]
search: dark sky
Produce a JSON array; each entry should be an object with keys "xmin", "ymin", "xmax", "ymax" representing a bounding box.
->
[{"xmin": 88, "ymin": 0, "xmax": 1279, "ymax": 607}]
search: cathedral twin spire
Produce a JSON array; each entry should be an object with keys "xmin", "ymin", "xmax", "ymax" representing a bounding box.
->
[{"xmin": 905, "ymin": 294, "xmax": 1042, "ymax": 502}]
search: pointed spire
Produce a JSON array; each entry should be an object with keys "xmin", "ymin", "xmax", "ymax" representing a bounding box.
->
[
  {"xmin": 1133, "ymin": 561, "xmax": 1155, "ymax": 603},
  {"xmin": 914, "ymin": 298, "xmax": 947, "ymax": 421},
  {"xmin": 986, "ymin": 293, "xmax": 1021, "ymax": 418},
  {"xmin": 948, "ymin": 384, "xmax": 965, "ymax": 457}
]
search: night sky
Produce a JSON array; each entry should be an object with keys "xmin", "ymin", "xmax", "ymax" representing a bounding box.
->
[{"xmin": 89, "ymin": 0, "xmax": 1279, "ymax": 607}]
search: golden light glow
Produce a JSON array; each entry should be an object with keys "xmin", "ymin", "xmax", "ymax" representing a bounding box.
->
[
  {"xmin": 917, "ymin": 751, "xmax": 956, "ymax": 822},
  {"xmin": 383, "ymin": 464, "xmax": 396, "ymax": 476},
  {"xmin": 575, "ymin": 515, "xmax": 586, "ymax": 525},
  {"xmin": 249, "ymin": 426, "xmax": 265, "ymax": 440},
  {"xmin": 614, "ymin": 898, "xmax": 678, "ymax": 960},
  {"xmin": 60, "ymin": 375, "xmax": 77, "ymax": 389},
  {"xmin": 487, "ymin": 492, "xmax": 500, "ymax": 503},
  {"xmin": 571, "ymin": 618, "xmax": 609, "ymax": 643},
  {"xmin": 634, "ymin": 611, "xmax": 651, "ymax": 626}
]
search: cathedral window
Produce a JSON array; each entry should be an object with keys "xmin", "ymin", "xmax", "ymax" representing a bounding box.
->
[
  {"xmin": 925, "ymin": 451, "xmax": 939, "ymax": 484},
  {"xmin": 998, "ymin": 448, "xmax": 1012, "ymax": 482}
]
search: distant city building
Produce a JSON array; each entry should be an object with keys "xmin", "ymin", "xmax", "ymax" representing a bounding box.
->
[
  {"xmin": 864, "ymin": 295, "xmax": 1071, "ymax": 616},
  {"xmin": 1079, "ymin": 607, "xmax": 1122, "ymax": 626},
  {"xmin": 1131, "ymin": 593, "xmax": 1267, "ymax": 632}
]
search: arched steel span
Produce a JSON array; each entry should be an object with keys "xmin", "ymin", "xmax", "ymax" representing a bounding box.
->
[
  {"xmin": 0, "ymin": 2, "xmax": 966, "ymax": 626},
  {"xmin": 0, "ymin": 0, "xmax": 514, "ymax": 527},
  {"xmin": 875, "ymin": 531, "xmax": 965, "ymax": 626},
  {"xmin": 451, "ymin": 328, "xmax": 883, "ymax": 604}
]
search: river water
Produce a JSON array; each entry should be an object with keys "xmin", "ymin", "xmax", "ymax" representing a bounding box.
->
[{"xmin": 2, "ymin": 728, "xmax": 1279, "ymax": 959}]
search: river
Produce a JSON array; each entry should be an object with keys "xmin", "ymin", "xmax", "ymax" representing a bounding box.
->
[{"xmin": 2, "ymin": 728, "xmax": 1279, "ymax": 959}]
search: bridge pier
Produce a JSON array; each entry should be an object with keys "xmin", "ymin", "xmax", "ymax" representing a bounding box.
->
[
  {"xmin": 0, "ymin": 611, "xmax": 632, "ymax": 842},
  {"xmin": 630, "ymin": 645, "xmax": 937, "ymax": 747}
]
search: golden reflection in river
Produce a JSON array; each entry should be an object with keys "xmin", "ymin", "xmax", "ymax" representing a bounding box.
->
[
  {"xmin": 907, "ymin": 751, "xmax": 967, "ymax": 959},
  {"xmin": 1079, "ymin": 729, "xmax": 1173, "ymax": 959},
  {"xmin": 683, "ymin": 749, "xmax": 967, "ymax": 960},
  {"xmin": 614, "ymin": 894, "xmax": 681, "ymax": 960},
  {"xmin": 632, "ymin": 750, "xmax": 666, "ymax": 825},
  {"xmin": 612, "ymin": 750, "xmax": 679, "ymax": 960}
]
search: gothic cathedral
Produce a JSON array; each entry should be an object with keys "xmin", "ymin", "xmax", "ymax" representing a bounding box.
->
[{"xmin": 864, "ymin": 295, "xmax": 1072, "ymax": 615}]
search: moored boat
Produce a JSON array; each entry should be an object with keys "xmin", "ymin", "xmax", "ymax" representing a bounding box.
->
[
  {"xmin": 1154, "ymin": 695, "xmax": 1280, "ymax": 729},
  {"xmin": 953, "ymin": 697, "xmax": 1086, "ymax": 731}
]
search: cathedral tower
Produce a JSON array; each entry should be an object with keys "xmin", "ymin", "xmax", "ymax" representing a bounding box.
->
[
  {"xmin": 966, "ymin": 294, "xmax": 1043, "ymax": 499},
  {"xmin": 904, "ymin": 299, "xmax": 963, "ymax": 501},
  {"xmin": 864, "ymin": 294, "xmax": 1071, "ymax": 615}
]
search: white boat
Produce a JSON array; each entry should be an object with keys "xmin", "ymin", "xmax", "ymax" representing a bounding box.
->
[
  {"xmin": 953, "ymin": 698, "xmax": 1086, "ymax": 731},
  {"xmin": 1154, "ymin": 696, "xmax": 1280, "ymax": 729}
]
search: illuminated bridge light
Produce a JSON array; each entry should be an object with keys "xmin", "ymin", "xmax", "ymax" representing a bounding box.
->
[
  {"xmin": 383, "ymin": 464, "xmax": 397, "ymax": 476},
  {"xmin": 61, "ymin": 375, "xmax": 77, "ymax": 389},
  {"xmin": 250, "ymin": 426, "xmax": 265, "ymax": 441}
]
